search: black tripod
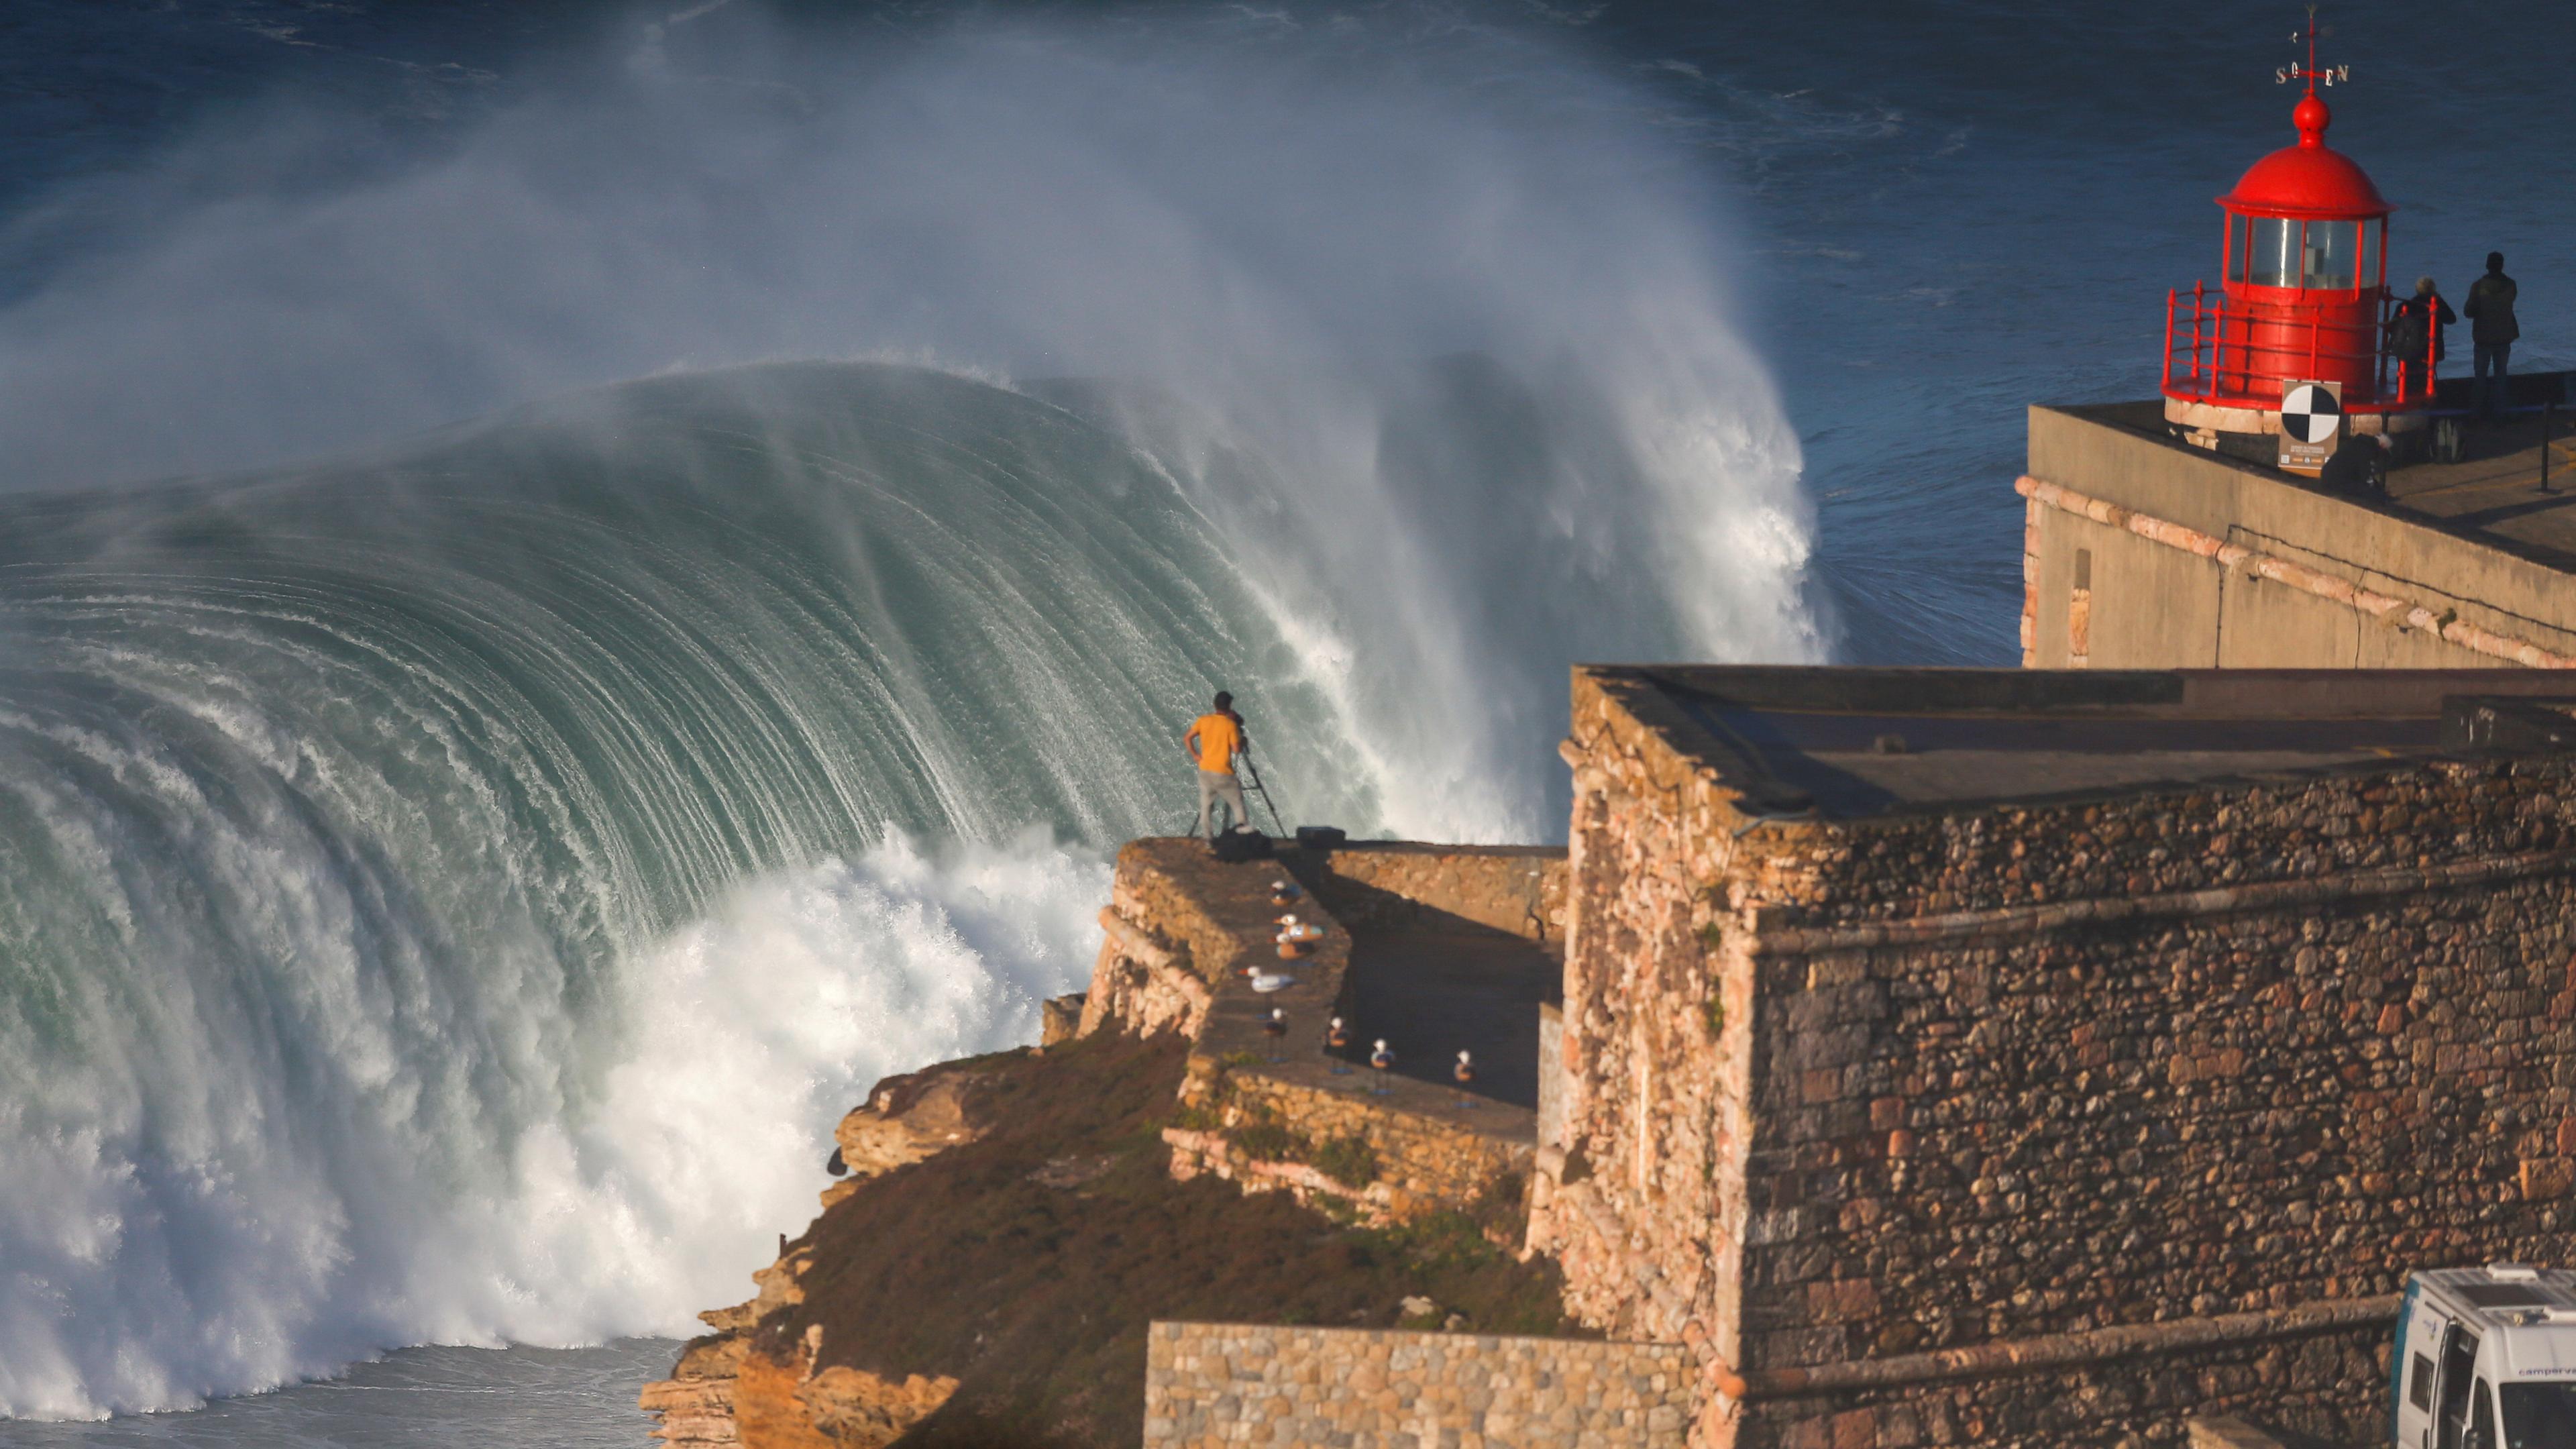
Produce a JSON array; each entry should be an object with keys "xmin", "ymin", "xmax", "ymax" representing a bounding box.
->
[{"xmin": 1237, "ymin": 740, "xmax": 1287, "ymax": 837}]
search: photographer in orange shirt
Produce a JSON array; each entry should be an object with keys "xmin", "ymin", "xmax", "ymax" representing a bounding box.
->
[{"xmin": 1182, "ymin": 691, "xmax": 1251, "ymax": 841}]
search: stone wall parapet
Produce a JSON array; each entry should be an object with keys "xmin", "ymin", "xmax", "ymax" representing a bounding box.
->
[
  {"xmin": 1317, "ymin": 842, "xmax": 1568, "ymax": 946},
  {"xmin": 1750, "ymin": 847, "xmax": 2576, "ymax": 955},
  {"xmin": 1167, "ymin": 1067, "xmax": 1536, "ymax": 1224},
  {"xmin": 1739, "ymin": 754, "xmax": 2576, "ymax": 932},
  {"xmin": 1144, "ymin": 1320, "xmax": 1692, "ymax": 1449}
]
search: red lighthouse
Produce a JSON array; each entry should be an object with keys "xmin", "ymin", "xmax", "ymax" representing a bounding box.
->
[{"xmin": 2162, "ymin": 14, "xmax": 2425, "ymax": 454}]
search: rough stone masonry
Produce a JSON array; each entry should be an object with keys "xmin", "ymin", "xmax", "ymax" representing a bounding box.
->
[
  {"xmin": 1144, "ymin": 1321, "xmax": 1693, "ymax": 1449},
  {"xmin": 1530, "ymin": 666, "xmax": 2576, "ymax": 1449}
]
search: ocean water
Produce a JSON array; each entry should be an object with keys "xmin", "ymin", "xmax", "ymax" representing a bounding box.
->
[
  {"xmin": 1, "ymin": 0, "xmax": 2569, "ymax": 1441},
  {"xmin": 0, "ymin": 1342, "xmax": 674, "ymax": 1449}
]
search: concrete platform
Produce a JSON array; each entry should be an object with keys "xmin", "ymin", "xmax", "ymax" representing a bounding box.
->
[
  {"xmin": 1128, "ymin": 837, "xmax": 1545, "ymax": 1144},
  {"xmin": 2383, "ymin": 413, "xmax": 2576, "ymax": 572},
  {"xmin": 2079, "ymin": 376, "xmax": 2576, "ymax": 575},
  {"xmin": 1329, "ymin": 916, "xmax": 1559, "ymax": 1111},
  {"xmin": 2023, "ymin": 389, "xmax": 2576, "ymax": 672}
]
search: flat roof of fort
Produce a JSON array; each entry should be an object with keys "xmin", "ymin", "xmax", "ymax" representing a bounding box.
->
[{"xmin": 1584, "ymin": 665, "xmax": 2576, "ymax": 820}]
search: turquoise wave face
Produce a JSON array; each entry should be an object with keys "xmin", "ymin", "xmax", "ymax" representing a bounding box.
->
[
  {"xmin": 0, "ymin": 360, "xmax": 1352, "ymax": 1417},
  {"xmin": 0, "ymin": 360, "xmax": 1322, "ymax": 923}
]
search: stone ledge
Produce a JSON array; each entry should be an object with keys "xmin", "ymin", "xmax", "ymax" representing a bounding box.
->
[
  {"xmin": 1748, "ymin": 847, "xmax": 2576, "ymax": 955},
  {"xmin": 1743, "ymin": 1293, "xmax": 2402, "ymax": 1399},
  {"xmin": 1144, "ymin": 1320, "xmax": 1692, "ymax": 1449}
]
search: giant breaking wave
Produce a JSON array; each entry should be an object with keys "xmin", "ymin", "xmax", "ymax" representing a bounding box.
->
[{"xmin": 0, "ymin": 8, "xmax": 1820, "ymax": 1420}]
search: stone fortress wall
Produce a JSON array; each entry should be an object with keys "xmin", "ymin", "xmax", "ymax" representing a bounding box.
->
[
  {"xmin": 1142, "ymin": 1321, "xmax": 1693, "ymax": 1449},
  {"xmin": 1534, "ymin": 666, "xmax": 2576, "ymax": 1449}
]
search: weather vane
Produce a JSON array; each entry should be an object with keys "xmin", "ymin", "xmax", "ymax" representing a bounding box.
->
[{"xmin": 2276, "ymin": 5, "xmax": 2349, "ymax": 90}]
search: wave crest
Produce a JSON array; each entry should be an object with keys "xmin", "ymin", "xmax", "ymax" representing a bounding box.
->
[{"xmin": 0, "ymin": 4, "xmax": 1821, "ymax": 1417}]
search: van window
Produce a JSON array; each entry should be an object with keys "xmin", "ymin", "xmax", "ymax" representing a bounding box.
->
[
  {"xmin": 2477, "ymin": 1380, "xmax": 2501, "ymax": 1449},
  {"xmin": 2414, "ymin": 1355, "xmax": 2437, "ymax": 1411},
  {"xmin": 2502, "ymin": 1383, "xmax": 2576, "ymax": 1449},
  {"xmin": 2442, "ymin": 1329, "xmax": 2483, "ymax": 1449}
]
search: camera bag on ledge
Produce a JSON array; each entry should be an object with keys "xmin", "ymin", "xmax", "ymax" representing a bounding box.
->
[{"xmin": 1211, "ymin": 828, "xmax": 1273, "ymax": 863}]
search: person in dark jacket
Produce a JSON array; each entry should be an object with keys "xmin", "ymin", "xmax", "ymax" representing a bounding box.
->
[
  {"xmin": 2386, "ymin": 276, "xmax": 2455, "ymax": 402},
  {"xmin": 2465, "ymin": 252, "xmax": 2519, "ymax": 419}
]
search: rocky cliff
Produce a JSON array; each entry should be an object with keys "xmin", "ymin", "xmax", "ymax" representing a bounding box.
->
[
  {"xmin": 641, "ymin": 1031, "xmax": 1572, "ymax": 1447},
  {"xmin": 641, "ymin": 839, "xmax": 1576, "ymax": 1448},
  {"xmin": 639, "ymin": 835, "xmax": 1566, "ymax": 1444}
]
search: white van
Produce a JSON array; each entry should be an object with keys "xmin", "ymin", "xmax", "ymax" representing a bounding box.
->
[{"xmin": 2396, "ymin": 1267, "xmax": 2576, "ymax": 1449}]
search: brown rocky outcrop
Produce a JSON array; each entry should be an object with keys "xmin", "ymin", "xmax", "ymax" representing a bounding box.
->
[
  {"xmin": 644, "ymin": 1244, "xmax": 814, "ymax": 1448},
  {"xmin": 647, "ymin": 1218, "xmax": 964, "ymax": 1448},
  {"xmin": 1075, "ymin": 887, "xmax": 1214, "ymax": 1040},
  {"xmin": 833, "ymin": 1063, "xmax": 995, "ymax": 1182},
  {"xmin": 639, "ymin": 1331, "xmax": 748, "ymax": 1447},
  {"xmin": 1038, "ymin": 991, "xmax": 1087, "ymax": 1046},
  {"xmin": 644, "ymin": 1058, "xmax": 997, "ymax": 1448},
  {"xmin": 646, "ymin": 1029, "xmax": 1574, "ymax": 1448},
  {"xmin": 733, "ymin": 1327, "xmax": 959, "ymax": 1449}
]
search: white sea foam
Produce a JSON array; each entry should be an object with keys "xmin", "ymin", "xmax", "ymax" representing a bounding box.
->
[{"xmin": 0, "ymin": 831, "xmax": 1103, "ymax": 1420}]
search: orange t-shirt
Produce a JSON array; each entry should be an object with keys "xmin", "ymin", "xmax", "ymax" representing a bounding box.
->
[{"xmin": 1192, "ymin": 712, "xmax": 1242, "ymax": 773}]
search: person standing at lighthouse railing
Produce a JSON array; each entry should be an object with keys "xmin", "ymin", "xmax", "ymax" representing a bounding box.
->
[
  {"xmin": 2465, "ymin": 252, "xmax": 2519, "ymax": 421},
  {"xmin": 2385, "ymin": 278, "xmax": 2452, "ymax": 405}
]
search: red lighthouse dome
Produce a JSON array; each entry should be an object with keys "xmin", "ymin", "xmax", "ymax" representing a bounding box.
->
[
  {"xmin": 2220, "ymin": 94, "xmax": 2387, "ymax": 219},
  {"xmin": 2163, "ymin": 17, "xmax": 2425, "ymax": 449}
]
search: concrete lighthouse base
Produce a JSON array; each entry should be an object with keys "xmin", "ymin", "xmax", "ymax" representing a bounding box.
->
[{"xmin": 2163, "ymin": 394, "xmax": 2429, "ymax": 451}]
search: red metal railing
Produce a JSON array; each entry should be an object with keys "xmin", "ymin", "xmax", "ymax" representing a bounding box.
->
[{"xmin": 2161, "ymin": 280, "xmax": 2435, "ymax": 412}]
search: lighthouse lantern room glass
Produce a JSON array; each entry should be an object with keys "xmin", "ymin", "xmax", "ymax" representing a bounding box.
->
[{"xmin": 2231, "ymin": 215, "xmax": 2372, "ymax": 292}]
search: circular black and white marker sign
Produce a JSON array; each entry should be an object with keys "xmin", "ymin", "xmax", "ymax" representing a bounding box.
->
[{"xmin": 2281, "ymin": 382, "xmax": 2343, "ymax": 445}]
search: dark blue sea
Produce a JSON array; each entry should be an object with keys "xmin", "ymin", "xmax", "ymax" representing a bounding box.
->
[{"xmin": 0, "ymin": 1, "xmax": 2565, "ymax": 1440}]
